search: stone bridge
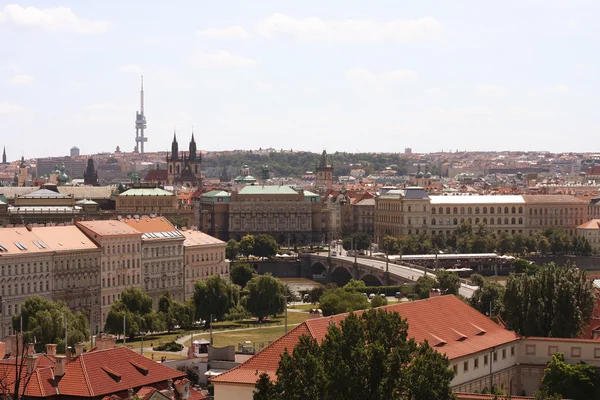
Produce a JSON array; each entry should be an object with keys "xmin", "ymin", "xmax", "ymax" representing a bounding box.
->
[{"xmin": 300, "ymin": 254, "xmax": 413, "ymax": 287}]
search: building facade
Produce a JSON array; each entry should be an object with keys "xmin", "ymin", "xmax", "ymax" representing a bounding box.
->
[
  {"xmin": 0, "ymin": 227, "xmax": 54, "ymax": 338},
  {"xmin": 122, "ymin": 217, "xmax": 185, "ymax": 305},
  {"xmin": 76, "ymin": 220, "xmax": 143, "ymax": 327},
  {"xmin": 315, "ymin": 150, "xmax": 334, "ymax": 190},
  {"xmin": 182, "ymin": 230, "xmax": 228, "ymax": 300},
  {"xmin": 116, "ymin": 186, "xmax": 178, "ymax": 214},
  {"xmin": 375, "ymin": 188, "xmax": 588, "ymax": 243},
  {"xmin": 31, "ymin": 226, "xmax": 102, "ymax": 334}
]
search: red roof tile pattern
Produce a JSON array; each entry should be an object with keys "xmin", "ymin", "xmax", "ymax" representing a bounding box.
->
[
  {"xmin": 58, "ymin": 346, "xmax": 185, "ymax": 397},
  {"xmin": 144, "ymin": 169, "xmax": 168, "ymax": 182},
  {"xmin": 212, "ymin": 295, "xmax": 519, "ymax": 385}
]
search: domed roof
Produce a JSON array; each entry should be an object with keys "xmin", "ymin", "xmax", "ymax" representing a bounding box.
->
[
  {"xmin": 424, "ymin": 171, "xmax": 432, "ymax": 178},
  {"xmin": 416, "ymin": 170, "xmax": 424, "ymax": 178},
  {"xmin": 57, "ymin": 164, "xmax": 69, "ymax": 184}
]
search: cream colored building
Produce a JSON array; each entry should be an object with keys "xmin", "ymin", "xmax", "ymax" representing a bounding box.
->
[
  {"xmin": 181, "ymin": 230, "xmax": 228, "ymax": 300},
  {"xmin": 116, "ymin": 187, "xmax": 178, "ymax": 214},
  {"xmin": 576, "ymin": 219, "xmax": 600, "ymax": 251},
  {"xmin": 0, "ymin": 227, "xmax": 54, "ymax": 337},
  {"xmin": 375, "ymin": 189, "xmax": 588, "ymax": 243},
  {"xmin": 76, "ymin": 220, "xmax": 143, "ymax": 327},
  {"xmin": 31, "ymin": 226, "xmax": 102, "ymax": 334},
  {"xmin": 122, "ymin": 216, "xmax": 185, "ymax": 306}
]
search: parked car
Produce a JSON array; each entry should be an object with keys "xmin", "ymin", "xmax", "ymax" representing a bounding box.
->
[{"xmin": 330, "ymin": 250, "xmax": 337, "ymax": 256}]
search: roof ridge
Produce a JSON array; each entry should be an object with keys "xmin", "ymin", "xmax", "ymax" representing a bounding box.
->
[{"xmin": 79, "ymin": 351, "xmax": 95, "ymax": 396}]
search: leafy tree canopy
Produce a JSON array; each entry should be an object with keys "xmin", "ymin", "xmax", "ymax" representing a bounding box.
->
[
  {"xmin": 226, "ymin": 239, "xmax": 240, "ymax": 260},
  {"xmin": 502, "ymin": 262, "xmax": 594, "ymax": 337},
  {"xmin": 230, "ymin": 263, "xmax": 257, "ymax": 288},
  {"xmin": 244, "ymin": 274, "xmax": 286, "ymax": 321},
  {"xmin": 319, "ymin": 288, "xmax": 370, "ymax": 316},
  {"xmin": 254, "ymin": 309, "xmax": 455, "ymax": 400},
  {"xmin": 194, "ymin": 275, "xmax": 239, "ymax": 324},
  {"xmin": 538, "ymin": 352, "xmax": 600, "ymax": 400},
  {"xmin": 16, "ymin": 296, "xmax": 90, "ymax": 353},
  {"xmin": 104, "ymin": 288, "xmax": 165, "ymax": 339}
]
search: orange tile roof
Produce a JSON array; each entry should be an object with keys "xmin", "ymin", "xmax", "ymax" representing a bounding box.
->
[
  {"xmin": 121, "ymin": 216, "xmax": 177, "ymax": 234},
  {"xmin": 31, "ymin": 226, "xmax": 100, "ymax": 252},
  {"xmin": 182, "ymin": 230, "xmax": 225, "ymax": 247},
  {"xmin": 77, "ymin": 220, "xmax": 142, "ymax": 237},
  {"xmin": 577, "ymin": 219, "xmax": 600, "ymax": 229},
  {"xmin": 211, "ymin": 295, "xmax": 519, "ymax": 385},
  {"xmin": 0, "ymin": 363, "xmax": 58, "ymax": 397},
  {"xmin": 58, "ymin": 346, "xmax": 185, "ymax": 397},
  {"xmin": 0, "ymin": 227, "xmax": 53, "ymax": 256}
]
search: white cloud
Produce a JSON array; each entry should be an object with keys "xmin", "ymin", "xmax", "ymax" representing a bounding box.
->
[
  {"xmin": 86, "ymin": 102, "xmax": 126, "ymax": 111},
  {"xmin": 196, "ymin": 26, "xmax": 249, "ymax": 39},
  {"xmin": 345, "ymin": 67, "xmax": 418, "ymax": 85},
  {"xmin": 258, "ymin": 13, "xmax": 441, "ymax": 42},
  {"xmin": 0, "ymin": 4, "xmax": 111, "ymax": 34},
  {"xmin": 477, "ymin": 83, "xmax": 508, "ymax": 96},
  {"xmin": 118, "ymin": 64, "xmax": 143, "ymax": 74},
  {"xmin": 424, "ymin": 87, "xmax": 443, "ymax": 97},
  {"xmin": 300, "ymin": 87, "xmax": 317, "ymax": 94},
  {"xmin": 574, "ymin": 63, "xmax": 593, "ymax": 70},
  {"xmin": 193, "ymin": 50, "xmax": 256, "ymax": 68},
  {"xmin": 550, "ymin": 84, "xmax": 569, "ymax": 93},
  {"xmin": 200, "ymin": 79, "xmax": 231, "ymax": 89},
  {"xmin": 255, "ymin": 81, "xmax": 273, "ymax": 91},
  {"xmin": 10, "ymin": 74, "xmax": 33, "ymax": 85},
  {"xmin": 0, "ymin": 101, "xmax": 27, "ymax": 115}
]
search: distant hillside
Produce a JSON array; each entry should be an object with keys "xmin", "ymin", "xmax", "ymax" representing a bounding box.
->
[{"xmin": 202, "ymin": 151, "xmax": 412, "ymax": 178}]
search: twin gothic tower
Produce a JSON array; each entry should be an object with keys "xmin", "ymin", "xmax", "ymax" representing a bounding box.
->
[{"xmin": 166, "ymin": 132, "xmax": 202, "ymax": 187}]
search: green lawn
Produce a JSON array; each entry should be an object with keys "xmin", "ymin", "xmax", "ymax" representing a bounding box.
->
[
  {"xmin": 184, "ymin": 325, "xmax": 292, "ymax": 349},
  {"xmin": 124, "ymin": 329, "xmax": 196, "ymax": 349},
  {"xmin": 288, "ymin": 303, "xmax": 316, "ymax": 310}
]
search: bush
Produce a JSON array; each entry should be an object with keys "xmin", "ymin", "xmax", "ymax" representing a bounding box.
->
[
  {"xmin": 371, "ymin": 296, "xmax": 388, "ymax": 308},
  {"xmin": 225, "ymin": 304, "xmax": 252, "ymax": 321},
  {"xmin": 177, "ymin": 365, "xmax": 200, "ymax": 384},
  {"xmin": 153, "ymin": 341, "xmax": 183, "ymax": 352},
  {"xmin": 343, "ymin": 285, "xmax": 414, "ymax": 297}
]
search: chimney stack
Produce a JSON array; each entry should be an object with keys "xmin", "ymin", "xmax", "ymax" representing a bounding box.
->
[
  {"xmin": 54, "ymin": 355, "xmax": 66, "ymax": 377},
  {"xmin": 26, "ymin": 343, "xmax": 35, "ymax": 356},
  {"xmin": 5, "ymin": 335, "xmax": 15, "ymax": 356},
  {"xmin": 95, "ymin": 333, "xmax": 117, "ymax": 351},
  {"xmin": 46, "ymin": 344, "xmax": 57, "ymax": 356},
  {"xmin": 65, "ymin": 347, "xmax": 71, "ymax": 363},
  {"xmin": 174, "ymin": 379, "xmax": 191, "ymax": 399},
  {"xmin": 74, "ymin": 343, "xmax": 84, "ymax": 357}
]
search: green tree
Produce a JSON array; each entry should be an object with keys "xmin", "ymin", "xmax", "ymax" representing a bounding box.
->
[
  {"xmin": 382, "ymin": 235, "xmax": 401, "ymax": 255},
  {"xmin": 194, "ymin": 275, "xmax": 238, "ymax": 324},
  {"xmin": 308, "ymin": 285, "xmax": 326, "ymax": 304},
  {"xmin": 16, "ymin": 296, "xmax": 90, "ymax": 353},
  {"xmin": 253, "ymin": 234, "xmax": 278, "ymax": 259},
  {"xmin": 513, "ymin": 258, "xmax": 531, "ymax": 274},
  {"xmin": 343, "ymin": 232, "xmax": 371, "ymax": 251},
  {"xmin": 435, "ymin": 270, "xmax": 460, "ymax": 295},
  {"xmin": 496, "ymin": 232, "xmax": 513, "ymax": 255},
  {"xmin": 226, "ymin": 239, "xmax": 240, "ymax": 260},
  {"xmin": 502, "ymin": 262, "xmax": 594, "ymax": 337},
  {"xmin": 538, "ymin": 235, "xmax": 551, "ymax": 255},
  {"xmin": 104, "ymin": 288, "xmax": 162, "ymax": 340},
  {"xmin": 254, "ymin": 309, "xmax": 455, "ymax": 400},
  {"xmin": 343, "ymin": 279, "xmax": 366, "ymax": 289},
  {"xmin": 470, "ymin": 273, "xmax": 485, "ymax": 287},
  {"xmin": 240, "ymin": 234, "xmax": 255, "ymax": 257},
  {"xmin": 158, "ymin": 292, "xmax": 194, "ymax": 331},
  {"xmin": 539, "ymin": 352, "xmax": 599, "ymax": 400},
  {"xmin": 414, "ymin": 275, "xmax": 437, "ymax": 299},
  {"xmin": 244, "ymin": 275, "xmax": 286, "ymax": 321},
  {"xmin": 469, "ymin": 281, "xmax": 505, "ymax": 318},
  {"xmin": 230, "ymin": 263, "xmax": 256, "ymax": 288},
  {"xmin": 319, "ymin": 288, "xmax": 370, "ymax": 316},
  {"xmin": 370, "ymin": 295, "xmax": 387, "ymax": 308}
]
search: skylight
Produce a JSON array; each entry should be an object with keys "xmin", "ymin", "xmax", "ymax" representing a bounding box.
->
[{"xmin": 14, "ymin": 242, "xmax": 27, "ymax": 251}]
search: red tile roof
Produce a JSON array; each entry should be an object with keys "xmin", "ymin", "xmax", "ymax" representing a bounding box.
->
[
  {"xmin": 58, "ymin": 346, "xmax": 185, "ymax": 397},
  {"xmin": 212, "ymin": 295, "xmax": 519, "ymax": 385},
  {"xmin": 144, "ymin": 169, "xmax": 168, "ymax": 182}
]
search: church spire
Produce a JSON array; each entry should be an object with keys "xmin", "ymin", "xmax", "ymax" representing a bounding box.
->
[
  {"xmin": 189, "ymin": 128, "xmax": 197, "ymax": 162},
  {"xmin": 171, "ymin": 128, "xmax": 179, "ymax": 161},
  {"xmin": 2, "ymin": 146, "xmax": 6, "ymax": 165}
]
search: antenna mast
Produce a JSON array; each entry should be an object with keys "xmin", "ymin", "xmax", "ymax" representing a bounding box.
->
[{"xmin": 135, "ymin": 75, "xmax": 148, "ymax": 153}]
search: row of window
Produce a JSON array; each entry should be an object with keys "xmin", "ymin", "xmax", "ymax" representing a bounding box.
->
[
  {"xmin": 54, "ymin": 257, "xmax": 99, "ymax": 270},
  {"xmin": 145, "ymin": 275, "xmax": 182, "ymax": 290},
  {"xmin": 453, "ymin": 345, "xmax": 515, "ymax": 375},
  {"xmin": 1, "ymin": 262, "xmax": 50, "ymax": 276},
  {"xmin": 102, "ymin": 258, "xmax": 140, "ymax": 272},
  {"xmin": 144, "ymin": 261, "xmax": 182, "ymax": 275},
  {"xmin": 1, "ymin": 280, "xmax": 50, "ymax": 296},
  {"xmin": 144, "ymin": 245, "xmax": 182, "ymax": 258},
  {"xmin": 102, "ymin": 242, "xmax": 140, "ymax": 255},
  {"xmin": 102, "ymin": 274, "xmax": 140, "ymax": 288},
  {"xmin": 186, "ymin": 265, "xmax": 229, "ymax": 279},
  {"xmin": 185, "ymin": 251, "xmax": 225, "ymax": 264}
]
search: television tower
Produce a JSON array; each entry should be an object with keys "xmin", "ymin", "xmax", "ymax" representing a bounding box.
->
[{"xmin": 134, "ymin": 76, "xmax": 148, "ymax": 153}]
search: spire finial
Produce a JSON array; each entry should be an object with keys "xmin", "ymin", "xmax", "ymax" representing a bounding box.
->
[
  {"xmin": 173, "ymin": 126, "xmax": 177, "ymax": 141},
  {"xmin": 141, "ymin": 75, "xmax": 144, "ymax": 90}
]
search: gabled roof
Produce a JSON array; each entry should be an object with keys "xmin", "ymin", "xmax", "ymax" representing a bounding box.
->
[
  {"xmin": 31, "ymin": 226, "xmax": 100, "ymax": 252},
  {"xmin": 211, "ymin": 296, "xmax": 519, "ymax": 385},
  {"xmin": 77, "ymin": 220, "xmax": 143, "ymax": 237},
  {"xmin": 238, "ymin": 185, "xmax": 298, "ymax": 195},
  {"xmin": 144, "ymin": 170, "xmax": 168, "ymax": 182},
  {"xmin": 20, "ymin": 188, "xmax": 70, "ymax": 198},
  {"xmin": 577, "ymin": 219, "xmax": 600, "ymax": 230},
  {"xmin": 182, "ymin": 230, "xmax": 225, "ymax": 247},
  {"xmin": 58, "ymin": 346, "xmax": 185, "ymax": 397},
  {"xmin": 119, "ymin": 188, "xmax": 174, "ymax": 197}
]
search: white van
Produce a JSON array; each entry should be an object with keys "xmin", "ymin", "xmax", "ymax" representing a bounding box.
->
[{"xmin": 330, "ymin": 250, "xmax": 337, "ymax": 257}]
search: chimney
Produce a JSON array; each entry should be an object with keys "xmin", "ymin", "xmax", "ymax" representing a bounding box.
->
[
  {"xmin": 65, "ymin": 347, "xmax": 71, "ymax": 363},
  {"xmin": 16, "ymin": 334, "xmax": 23, "ymax": 357},
  {"xmin": 46, "ymin": 344, "xmax": 57, "ymax": 356},
  {"xmin": 74, "ymin": 343, "xmax": 84, "ymax": 357},
  {"xmin": 174, "ymin": 379, "xmax": 191, "ymax": 399},
  {"xmin": 165, "ymin": 379, "xmax": 175, "ymax": 400},
  {"xmin": 95, "ymin": 333, "xmax": 117, "ymax": 351},
  {"xmin": 26, "ymin": 354, "xmax": 37, "ymax": 375},
  {"xmin": 26, "ymin": 343, "xmax": 35, "ymax": 356},
  {"xmin": 5, "ymin": 335, "xmax": 15, "ymax": 356},
  {"xmin": 128, "ymin": 388, "xmax": 134, "ymax": 400},
  {"xmin": 54, "ymin": 355, "xmax": 66, "ymax": 377}
]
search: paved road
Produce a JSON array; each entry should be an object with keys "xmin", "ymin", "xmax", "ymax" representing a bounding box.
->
[{"xmin": 333, "ymin": 254, "xmax": 477, "ymax": 298}]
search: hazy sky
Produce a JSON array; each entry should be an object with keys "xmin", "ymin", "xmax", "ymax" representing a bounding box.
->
[{"xmin": 1, "ymin": 1, "xmax": 599, "ymax": 159}]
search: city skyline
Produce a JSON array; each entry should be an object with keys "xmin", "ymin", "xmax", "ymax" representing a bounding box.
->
[{"xmin": 1, "ymin": 1, "xmax": 599, "ymax": 158}]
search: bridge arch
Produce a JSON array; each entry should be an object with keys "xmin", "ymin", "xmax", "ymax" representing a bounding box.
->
[
  {"xmin": 311, "ymin": 262, "xmax": 326, "ymax": 276},
  {"xmin": 360, "ymin": 274, "xmax": 383, "ymax": 287},
  {"xmin": 331, "ymin": 267, "xmax": 353, "ymax": 286}
]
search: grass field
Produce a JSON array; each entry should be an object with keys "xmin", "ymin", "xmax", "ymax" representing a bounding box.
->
[{"xmin": 184, "ymin": 325, "xmax": 292, "ymax": 349}]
